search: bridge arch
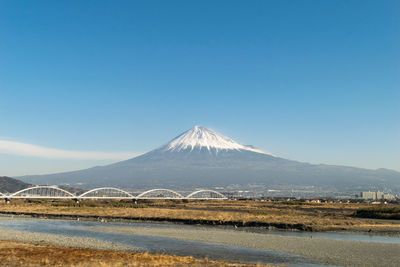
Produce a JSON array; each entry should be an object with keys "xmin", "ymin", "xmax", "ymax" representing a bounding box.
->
[
  {"xmin": 10, "ymin": 186, "xmax": 75, "ymax": 198},
  {"xmin": 186, "ymin": 190, "xmax": 227, "ymax": 199},
  {"xmin": 79, "ymin": 187, "xmax": 134, "ymax": 199},
  {"xmin": 136, "ymin": 189, "xmax": 184, "ymax": 199}
]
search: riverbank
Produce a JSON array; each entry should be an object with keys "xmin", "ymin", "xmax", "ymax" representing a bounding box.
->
[
  {"xmin": 0, "ymin": 228, "xmax": 270, "ymax": 266},
  {"xmin": 0, "ymin": 200, "xmax": 399, "ymax": 232},
  {"xmin": 1, "ymin": 215, "xmax": 400, "ymax": 266},
  {"xmin": 88, "ymin": 224, "xmax": 400, "ymax": 267}
]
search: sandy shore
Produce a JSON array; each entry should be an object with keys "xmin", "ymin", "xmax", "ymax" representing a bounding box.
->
[
  {"xmin": 0, "ymin": 227, "xmax": 136, "ymax": 252},
  {"xmin": 88, "ymin": 225, "xmax": 400, "ymax": 267},
  {"xmin": 0, "ymin": 215, "xmax": 399, "ymax": 267},
  {"xmin": 0, "ymin": 225, "xmax": 275, "ymax": 266}
]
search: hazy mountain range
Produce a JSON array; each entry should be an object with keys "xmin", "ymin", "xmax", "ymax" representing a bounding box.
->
[{"xmin": 20, "ymin": 126, "xmax": 400, "ymax": 193}]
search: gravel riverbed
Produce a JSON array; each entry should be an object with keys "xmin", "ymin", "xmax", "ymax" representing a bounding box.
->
[
  {"xmin": 88, "ymin": 225, "xmax": 400, "ymax": 267},
  {"xmin": 0, "ymin": 227, "xmax": 136, "ymax": 252},
  {"xmin": 0, "ymin": 215, "xmax": 399, "ymax": 267}
]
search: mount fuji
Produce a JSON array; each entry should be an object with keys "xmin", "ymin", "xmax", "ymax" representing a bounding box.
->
[
  {"xmin": 20, "ymin": 126, "xmax": 400, "ymax": 192},
  {"xmin": 160, "ymin": 126, "xmax": 273, "ymax": 155}
]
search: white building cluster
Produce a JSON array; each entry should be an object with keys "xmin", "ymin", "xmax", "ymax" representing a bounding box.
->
[{"xmin": 360, "ymin": 191, "xmax": 395, "ymax": 201}]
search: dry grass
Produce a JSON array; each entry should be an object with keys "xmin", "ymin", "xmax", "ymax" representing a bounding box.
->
[
  {"xmin": 0, "ymin": 240, "xmax": 271, "ymax": 267},
  {"xmin": 1, "ymin": 200, "xmax": 399, "ymax": 231}
]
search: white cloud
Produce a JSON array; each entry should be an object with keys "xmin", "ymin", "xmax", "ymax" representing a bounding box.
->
[{"xmin": 0, "ymin": 140, "xmax": 138, "ymax": 160}]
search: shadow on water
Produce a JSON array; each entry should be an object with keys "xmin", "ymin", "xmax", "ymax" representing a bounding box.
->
[{"xmin": 0, "ymin": 217, "xmax": 324, "ymax": 266}]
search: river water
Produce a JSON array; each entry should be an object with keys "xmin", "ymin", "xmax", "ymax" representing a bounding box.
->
[{"xmin": 0, "ymin": 216, "xmax": 399, "ymax": 266}]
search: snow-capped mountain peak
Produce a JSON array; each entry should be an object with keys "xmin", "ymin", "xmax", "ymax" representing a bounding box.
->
[{"xmin": 162, "ymin": 126, "xmax": 274, "ymax": 156}]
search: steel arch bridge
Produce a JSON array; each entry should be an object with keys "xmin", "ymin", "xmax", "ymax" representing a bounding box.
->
[
  {"xmin": 136, "ymin": 189, "xmax": 184, "ymax": 199},
  {"xmin": 186, "ymin": 190, "xmax": 227, "ymax": 200},
  {"xmin": 10, "ymin": 186, "xmax": 76, "ymax": 199},
  {"xmin": 0, "ymin": 186, "xmax": 227, "ymax": 200},
  {"xmin": 78, "ymin": 187, "xmax": 134, "ymax": 199}
]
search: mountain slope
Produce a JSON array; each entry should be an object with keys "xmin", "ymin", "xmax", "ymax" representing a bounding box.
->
[
  {"xmin": 0, "ymin": 176, "xmax": 31, "ymax": 193},
  {"xmin": 161, "ymin": 126, "xmax": 273, "ymax": 155},
  {"xmin": 19, "ymin": 126, "xmax": 400, "ymax": 192}
]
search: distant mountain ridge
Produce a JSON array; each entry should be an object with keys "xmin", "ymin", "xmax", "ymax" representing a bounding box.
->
[{"xmin": 19, "ymin": 126, "xmax": 400, "ymax": 193}]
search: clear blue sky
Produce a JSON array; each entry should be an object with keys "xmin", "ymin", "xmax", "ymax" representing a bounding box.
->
[{"xmin": 0, "ymin": 0, "xmax": 399, "ymax": 176}]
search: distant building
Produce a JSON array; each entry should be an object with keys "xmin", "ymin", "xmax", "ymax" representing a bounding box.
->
[
  {"xmin": 383, "ymin": 193, "xmax": 396, "ymax": 200},
  {"xmin": 361, "ymin": 191, "xmax": 384, "ymax": 200},
  {"xmin": 360, "ymin": 191, "xmax": 396, "ymax": 201}
]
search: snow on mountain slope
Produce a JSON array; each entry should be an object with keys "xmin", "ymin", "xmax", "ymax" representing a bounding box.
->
[
  {"xmin": 160, "ymin": 126, "xmax": 274, "ymax": 156},
  {"xmin": 18, "ymin": 126, "xmax": 400, "ymax": 192}
]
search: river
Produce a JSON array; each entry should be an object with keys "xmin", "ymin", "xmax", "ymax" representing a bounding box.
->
[{"xmin": 0, "ymin": 216, "xmax": 399, "ymax": 266}]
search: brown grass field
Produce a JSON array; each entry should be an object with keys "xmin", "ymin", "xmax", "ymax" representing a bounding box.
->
[
  {"xmin": 0, "ymin": 240, "xmax": 271, "ymax": 267},
  {"xmin": 0, "ymin": 199, "xmax": 399, "ymax": 232}
]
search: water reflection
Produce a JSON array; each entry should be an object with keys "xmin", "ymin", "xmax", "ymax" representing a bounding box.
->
[{"xmin": 0, "ymin": 217, "xmax": 317, "ymax": 266}]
